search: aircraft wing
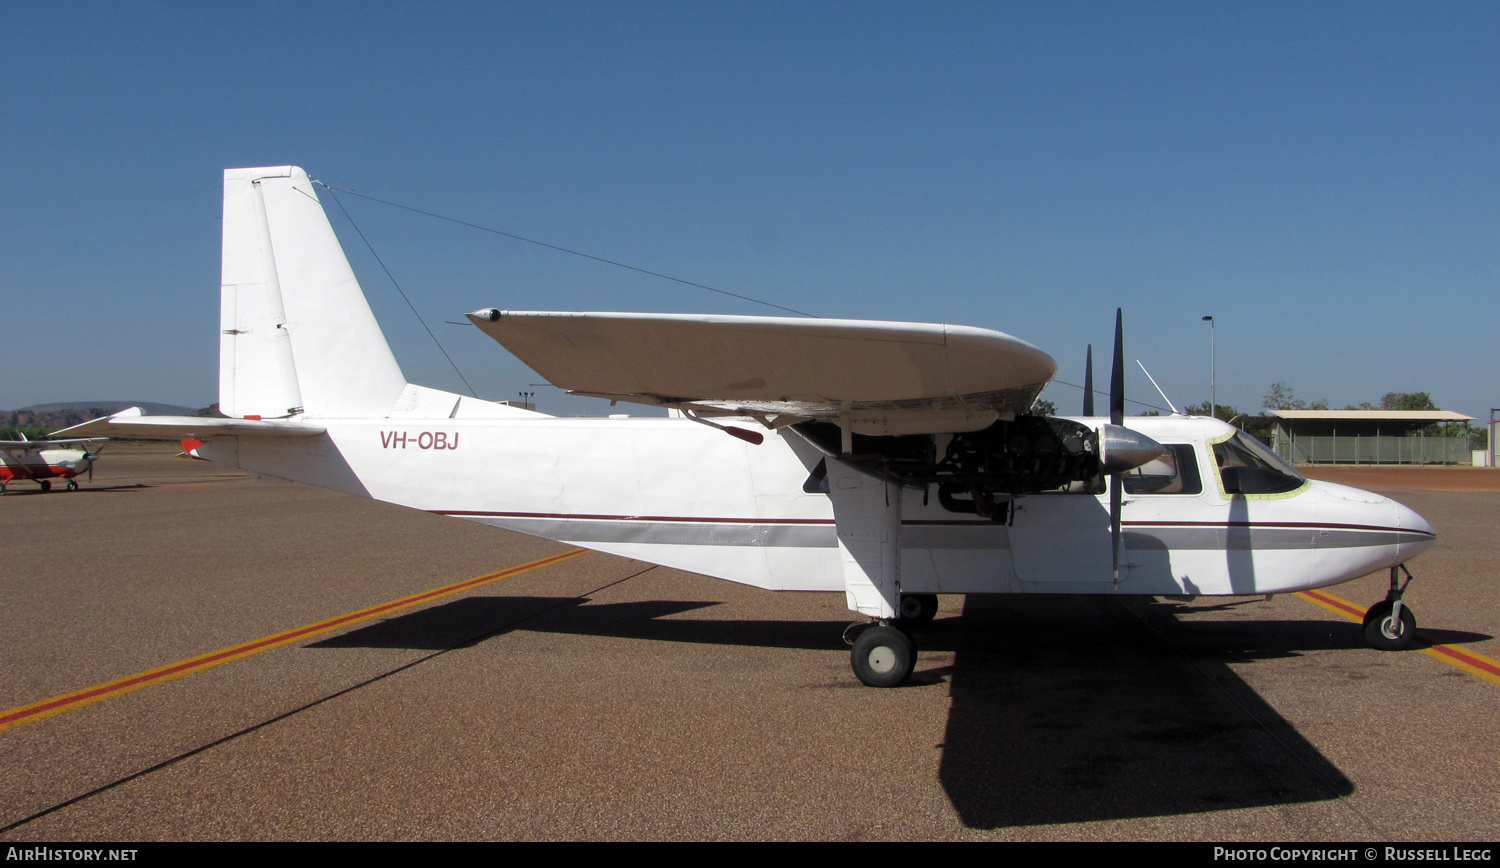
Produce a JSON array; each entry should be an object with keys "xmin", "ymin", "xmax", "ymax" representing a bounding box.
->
[
  {"xmin": 50, "ymin": 407, "xmax": 326, "ymax": 440},
  {"xmin": 467, "ymin": 310, "xmax": 1057, "ymax": 435}
]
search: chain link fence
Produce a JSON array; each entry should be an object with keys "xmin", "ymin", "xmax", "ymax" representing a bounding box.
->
[{"xmin": 1272, "ymin": 434, "xmax": 1479, "ymax": 465}]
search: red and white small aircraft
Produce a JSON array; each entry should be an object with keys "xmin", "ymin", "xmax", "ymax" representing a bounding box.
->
[
  {"xmin": 59, "ymin": 167, "xmax": 1437, "ymax": 686},
  {"xmin": 0, "ymin": 434, "xmax": 105, "ymax": 493}
]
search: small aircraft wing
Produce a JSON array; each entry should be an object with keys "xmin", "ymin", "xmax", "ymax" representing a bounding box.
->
[
  {"xmin": 50, "ymin": 407, "xmax": 326, "ymax": 440},
  {"xmin": 467, "ymin": 311, "xmax": 1057, "ymax": 436}
]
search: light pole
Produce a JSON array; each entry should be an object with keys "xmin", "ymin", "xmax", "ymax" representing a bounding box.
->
[{"xmin": 1202, "ymin": 316, "xmax": 1215, "ymax": 420}]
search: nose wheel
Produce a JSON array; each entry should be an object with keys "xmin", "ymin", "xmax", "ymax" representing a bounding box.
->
[
  {"xmin": 851, "ymin": 624, "xmax": 916, "ymax": 687},
  {"xmin": 1363, "ymin": 564, "xmax": 1417, "ymax": 651}
]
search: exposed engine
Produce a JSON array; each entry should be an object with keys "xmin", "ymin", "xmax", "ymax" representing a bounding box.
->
[{"xmin": 793, "ymin": 415, "xmax": 1105, "ymax": 521}]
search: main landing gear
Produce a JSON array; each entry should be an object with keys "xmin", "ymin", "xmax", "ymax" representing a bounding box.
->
[
  {"xmin": 1363, "ymin": 564, "xmax": 1417, "ymax": 651},
  {"xmin": 846, "ymin": 594, "xmax": 937, "ymax": 687},
  {"xmin": 851, "ymin": 623, "xmax": 916, "ymax": 688}
]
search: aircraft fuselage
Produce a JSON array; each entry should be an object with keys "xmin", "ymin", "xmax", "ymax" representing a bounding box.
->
[{"xmin": 196, "ymin": 411, "xmax": 1433, "ymax": 601}]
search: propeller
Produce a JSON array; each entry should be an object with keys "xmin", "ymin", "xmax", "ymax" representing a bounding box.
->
[
  {"xmin": 1094, "ymin": 309, "xmax": 1165, "ymax": 583},
  {"xmin": 1110, "ymin": 309, "xmax": 1125, "ymax": 427},
  {"xmin": 1110, "ymin": 310, "xmax": 1123, "ymax": 581},
  {"xmin": 83, "ymin": 444, "xmax": 104, "ymax": 482},
  {"xmin": 1082, "ymin": 345, "xmax": 1094, "ymax": 417}
]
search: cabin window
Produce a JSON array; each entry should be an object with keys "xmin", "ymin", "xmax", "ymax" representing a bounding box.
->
[
  {"xmin": 1039, "ymin": 443, "xmax": 1201, "ymax": 495},
  {"xmin": 1213, "ymin": 432, "xmax": 1305, "ymax": 495},
  {"xmin": 1121, "ymin": 444, "xmax": 1202, "ymax": 495}
]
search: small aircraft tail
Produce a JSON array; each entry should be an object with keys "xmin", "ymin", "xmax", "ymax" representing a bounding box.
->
[{"xmin": 219, "ymin": 167, "xmax": 408, "ymax": 420}]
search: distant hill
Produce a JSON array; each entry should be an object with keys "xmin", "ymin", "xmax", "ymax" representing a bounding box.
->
[
  {"xmin": 18, "ymin": 401, "xmax": 199, "ymax": 416},
  {"xmin": 2, "ymin": 402, "xmax": 215, "ymax": 437}
]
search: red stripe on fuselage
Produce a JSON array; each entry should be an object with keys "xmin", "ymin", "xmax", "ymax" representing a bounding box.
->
[{"xmin": 0, "ymin": 464, "xmax": 77, "ymax": 482}]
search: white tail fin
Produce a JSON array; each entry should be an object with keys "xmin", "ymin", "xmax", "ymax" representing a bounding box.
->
[{"xmin": 219, "ymin": 167, "xmax": 407, "ymax": 419}]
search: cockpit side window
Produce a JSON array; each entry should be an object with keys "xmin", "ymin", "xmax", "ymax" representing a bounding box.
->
[
  {"xmin": 1042, "ymin": 443, "xmax": 1202, "ymax": 495},
  {"xmin": 1122, "ymin": 444, "xmax": 1202, "ymax": 495},
  {"xmin": 1213, "ymin": 432, "xmax": 1305, "ymax": 495}
]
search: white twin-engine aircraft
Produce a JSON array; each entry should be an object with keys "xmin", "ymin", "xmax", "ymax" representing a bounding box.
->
[{"xmin": 59, "ymin": 167, "xmax": 1437, "ymax": 686}]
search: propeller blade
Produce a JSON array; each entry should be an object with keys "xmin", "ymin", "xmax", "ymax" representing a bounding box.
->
[
  {"xmin": 1110, "ymin": 308, "xmax": 1125, "ymax": 582},
  {"xmin": 1110, "ymin": 308, "xmax": 1124, "ymax": 427},
  {"xmin": 1082, "ymin": 345, "xmax": 1094, "ymax": 417},
  {"xmin": 1111, "ymin": 474, "xmax": 1122, "ymax": 581}
]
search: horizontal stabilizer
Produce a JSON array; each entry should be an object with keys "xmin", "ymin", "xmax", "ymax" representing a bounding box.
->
[{"xmin": 51, "ymin": 407, "xmax": 325, "ymax": 440}]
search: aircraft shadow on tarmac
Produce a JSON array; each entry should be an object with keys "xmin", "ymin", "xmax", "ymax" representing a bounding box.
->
[
  {"xmin": 932, "ymin": 595, "xmax": 1353, "ymax": 828},
  {"xmin": 0, "ymin": 484, "xmax": 145, "ymax": 496},
  {"xmin": 308, "ymin": 596, "xmax": 838, "ymax": 652},
  {"xmin": 302, "ymin": 591, "xmax": 1472, "ymax": 827}
]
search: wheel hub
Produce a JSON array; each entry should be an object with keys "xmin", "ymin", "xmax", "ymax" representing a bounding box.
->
[{"xmin": 867, "ymin": 646, "xmax": 897, "ymax": 674}]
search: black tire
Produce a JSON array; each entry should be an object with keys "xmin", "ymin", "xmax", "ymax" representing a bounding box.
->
[
  {"xmin": 851, "ymin": 625, "xmax": 916, "ymax": 688},
  {"xmin": 897, "ymin": 593, "xmax": 939, "ymax": 625},
  {"xmin": 39, "ymin": 480, "xmax": 51, "ymax": 492},
  {"xmin": 1363, "ymin": 600, "xmax": 1416, "ymax": 651}
]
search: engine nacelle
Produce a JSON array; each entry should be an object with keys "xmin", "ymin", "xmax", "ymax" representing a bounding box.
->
[{"xmin": 793, "ymin": 416, "xmax": 1164, "ymax": 520}]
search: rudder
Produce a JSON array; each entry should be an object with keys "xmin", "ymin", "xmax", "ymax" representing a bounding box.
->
[{"xmin": 219, "ymin": 167, "xmax": 407, "ymax": 419}]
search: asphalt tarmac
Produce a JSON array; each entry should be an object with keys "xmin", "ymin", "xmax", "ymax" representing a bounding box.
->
[{"xmin": 1, "ymin": 447, "xmax": 1496, "ymax": 841}]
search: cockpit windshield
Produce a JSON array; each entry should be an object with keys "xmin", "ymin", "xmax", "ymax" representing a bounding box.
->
[{"xmin": 1213, "ymin": 432, "xmax": 1305, "ymax": 495}]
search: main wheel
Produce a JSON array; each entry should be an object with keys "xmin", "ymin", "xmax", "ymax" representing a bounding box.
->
[
  {"xmin": 39, "ymin": 480, "xmax": 51, "ymax": 492},
  {"xmin": 897, "ymin": 593, "xmax": 939, "ymax": 625},
  {"xmin": 1363, "ymin": 600, "xmax": 1416, "ymax": 651},
  {"xmin": 851, "ymin": 625, "xmax": 916, "ymax": 687}
]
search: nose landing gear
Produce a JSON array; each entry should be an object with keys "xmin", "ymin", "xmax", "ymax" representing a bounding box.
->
[{"xmin": 1364, "ymin": 564, "xmax": 1417, "ymax": 651}]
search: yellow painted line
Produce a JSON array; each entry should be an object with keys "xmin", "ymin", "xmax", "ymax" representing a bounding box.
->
[
  {"xmin": 0, "ymin": 548, "xmax": 589, "ymax": 733},
  {"xmin": 1295, "ymin": 589, "xmax": 1500, "ymax": 688}
]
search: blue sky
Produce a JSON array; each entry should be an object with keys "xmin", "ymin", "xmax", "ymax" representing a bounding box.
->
[{"xmin": 3, "ymin": 1, "xmax": 1496, "ymax": 420}]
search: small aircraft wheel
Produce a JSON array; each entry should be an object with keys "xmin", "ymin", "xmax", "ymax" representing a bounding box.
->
[
  {"xmin": 66, "ymin": 479, "xmax": 78, "ymax": 491},
  {"xmin": 1362, "ymin": 600, "xmax": 1416, "ymax": 651},
  {"xmin": 897, "ymin": 593, "xmax": 939, "ymax": 625},
  {"xmin": 39, "ymin": 480, "xmax": 51, "ymax": 492},
  {"xmin": 851, "ymin": 625, "xmax": 916, "ymax": 688}
]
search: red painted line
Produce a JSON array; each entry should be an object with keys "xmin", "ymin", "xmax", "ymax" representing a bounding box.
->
[
  {"xmin": 1124, "ymin": 519, "xmax": 1434, "ymax": 537},
  {"xmin": 439, "ymin": 511, "xmax": 1431, "ymax": 537},
  {"xmin": 1425, "ymin": 642, "xmax": 1500, "ymax": 678},
  {"xmin": 1294, "ymin": 589, "xmax": 1500, "ymax": 688},
  {"xmin": 1298, "ymin": 589, "xmax": 1367, "ymax": 619},
  {"xmin": 436, "ymin": 510, "xmax": 835, "ymax": 525}
]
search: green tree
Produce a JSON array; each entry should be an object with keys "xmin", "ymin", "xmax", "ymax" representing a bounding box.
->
[
  {"xmin": 1031, "ymin": 398, "xmax": 1057, "ymax": 416},
  {"xmin": 1262, "ymin": 382, "xmax": 1327, "ymax": 411},
  {"xmin": 1380, "ymin": 392, "xmax": 1438, "ymax": 411}
]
